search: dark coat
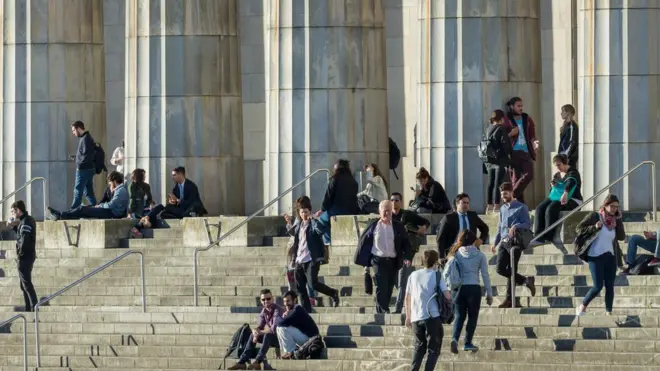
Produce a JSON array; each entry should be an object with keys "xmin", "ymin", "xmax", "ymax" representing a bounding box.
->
[
  {"xmin": 322, "ymin": 171, "xmax": 359, "ymax": 215},
  {"xmin": 14, "ymin": 213, "xmax": 37, "ymax": 261},
  {"xmin": 393, "ymin": 209, "xmax": 430, "ymax": 254},
  {"xmin": 354, "ymin": 219, "xmax": 413, "ymax": 270},
  {"xmin": 288, "ymin": 219, "xmax": 327, "ymax": 266},
  {"xmin": 575, "ymin": 211, "xmax": 625, "ymax": 267},
  {"xmin": 485, "ymin": 123, "xmax": 513, "ymax": 167},
  {"xmin": 558, "ymin": 121, "xmax": 579, "ymax": 163},
  {"xmin": 504, "ymin": 112, "xmax": 538, "ymax": 161},
  {"xmin": 172, "ymin": 179, "xmax": 207, "ymax": 215},
  {"xmin": 415, "ymin": 177, "xmax": 451, "ymax": 214},
  {"xmin": 551, "ymin": 167, "xmax": 583, "ymax": 201},
  {"xmin": 436, "ymin": 211, "xmax": 490, "ymax": 258},
  {"xmin": 76, "ymin": 131, "xmax": 96, "ymax": 170}
]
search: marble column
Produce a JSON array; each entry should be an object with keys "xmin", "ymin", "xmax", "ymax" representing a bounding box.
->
[
  {"xmin": 0, "ymin": 0, "xmax": 106, "ymax": 219},
  {"xmin": 578, "ymin": 0, "xmax": 660, "ymax": 211},
  {"xmin": 125, "ymin": 0, "xmax": 244, "ymax": 215},
  {"xmin": 384, "ymin": 0, "xmax": 419, "ymax": 204},
  {"xmin": 103, "ymin": 0, "xmax": 126, "ymax": 154},
  {"xmin": 265, "ymin": 0, "xmax": 389, "ymax": 214},
  {"xmin": 418, "ymin": 0, "xmax": 542, "ymax": 211}
]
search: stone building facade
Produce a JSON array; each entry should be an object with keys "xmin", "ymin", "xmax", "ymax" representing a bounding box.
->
[{"xmin": 1, "ymin": 0, "xmax": 658, "ymax": 219}]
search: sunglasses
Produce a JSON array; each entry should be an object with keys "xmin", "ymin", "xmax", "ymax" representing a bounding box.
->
[{"xmin": 260, "ymin": 297, "xmax": 273, "ymax": 302}]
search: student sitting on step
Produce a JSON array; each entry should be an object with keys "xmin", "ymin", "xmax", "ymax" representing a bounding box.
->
[
  {"xmin": 621, "ymin": 229, "xmax": 660, "ymax": 273},
  {"xmin": 228, "ymin": 289, "xmax": 282, "ymax": 370},
  {"xmin": 48, "ymin": 171, "xmax": 128, "ymax": 220},
  {"xmin": 160, "ymin": 166, "xmax": 207, "ymax": 218},
  {"xmin": 276, "ymin": 290, "xmax": 320, "ymax": 359}
]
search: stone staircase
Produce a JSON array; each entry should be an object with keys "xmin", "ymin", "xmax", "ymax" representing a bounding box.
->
[{"xmin": 1, "ymin": 214, "xmax": 660, "ymax": 370}]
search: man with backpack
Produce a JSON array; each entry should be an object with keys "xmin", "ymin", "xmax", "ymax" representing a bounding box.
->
[
  {"xmin": 70, "ymin": 121, "xmax": 100, "ymax": 208},
  {"xmin": 227, "ymin": 289, "xmax": 281, "ymax": 370},
  {"xmin": 275, "ymin": 290, "xmax": 322, "ymax": 360}
]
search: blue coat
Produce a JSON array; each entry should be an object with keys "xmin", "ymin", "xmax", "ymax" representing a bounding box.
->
[{"xmin": 354, "ymin": 219, "xmax": 412, "ymax": 269}]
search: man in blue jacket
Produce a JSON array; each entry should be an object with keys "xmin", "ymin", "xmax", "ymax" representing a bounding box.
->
[
  {"xmin": 70, "ymin": 121, "xmax": 98, "ymax": 208},
  {"xmin": 276, "ymin": 290, "xmax": 320, "ymax": 359},
  {"xmin": 48, "ymin": 171, "xmax": 128, "ymax": 220}
]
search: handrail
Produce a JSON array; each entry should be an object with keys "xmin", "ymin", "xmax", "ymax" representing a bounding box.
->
[
  {"xmin": 0, "ymin": 314, "xmax": 27, "ymax": 371},
  {"xmin": 509, "ymin": 160, "xmax": 656, "ymax": 308},
  {"xmin": 0, "ymin": 177, "xmax": 48, "ymax": 218},
  {"xmin": 34, "ymin": 250, "xmax": 146, "ymax": 366},
  {"xmin": 193, "ymin": 168, "xmax": 331, "ymax": 306}
]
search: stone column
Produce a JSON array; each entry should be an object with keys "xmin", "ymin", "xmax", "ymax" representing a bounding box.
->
[
  {"xmin": 103, "ymin": 0, "xmax": 126, "ymax": 154},
  {"xmin": 264, "ymin": 0, "xmax": 390, "ymax": 214},
  {"xmin": 125, "ymin": 0, "xmax": 244, "ymax": 215},
  {"xmin": 578, "ymin": 1, "xmax": 660, "ymax": 211},
  {"xmin": 418, "ymin": 0, "xmax": 542, "ymax": 210},
  {"xmin": 0, "ymin": 0, "xmax": 106, "ymax": 219}
]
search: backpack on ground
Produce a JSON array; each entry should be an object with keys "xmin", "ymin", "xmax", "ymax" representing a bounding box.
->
[
  {"xmin": 389, "ymin": 138, "xmax": 401, "ymax": 180},
  {"xmin": 94, "ymin": 143, "xmax": 108, "ymax": 175},
  {"xmin": 223, "ymin": 323, "xmax": 253, "ymax": 361},
  {"xmin": 442, "ymin": 256, "xmax": 463, "ymax": 291},
  {"xmin": 294, "ymin": 335, "xmax": 325, "ymax": 360},
  {"xmin": 477, "ymin": 126, "xmax": 502, "ymax": 164}
]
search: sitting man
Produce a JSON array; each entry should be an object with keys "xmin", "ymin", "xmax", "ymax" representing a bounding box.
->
[
  {"xmin": 276, "ymin": 290, "xmax": 320, "ymax": 359},
  {"xmin": 48, "ymin": 171, "xmax": 128, "ymax": 220},
  {"xmin": 161, "ymin": 166, "xmax": 207, "ymax": 218},
  {"xmin": 228, "ymin": 289, "xmax": 281, "ymax": 370},
  {"xmin": 623, "ymin": 229, "xmax": 660, "ymax": 273}
]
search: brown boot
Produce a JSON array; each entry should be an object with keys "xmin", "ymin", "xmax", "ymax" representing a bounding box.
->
[
  {"xmin": 247, "ymin": 361, "xmax": 262, "ymax": 370},
  {"xmin": 227, "ymin": 363, "xmax": 248, "ymax": 370},
  {"xmin": 525, "ymin": 276, "xmax": 536, "ymax": 297},
  {"xmin": 498, "ymin": 298, "xmax": 522, "ymax": 308}
]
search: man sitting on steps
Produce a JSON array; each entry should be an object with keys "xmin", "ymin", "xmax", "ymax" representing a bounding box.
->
[
  {"xmin": 276, "ymin": 290, "xmax": 320, "ymax": 359},
  {"xmin": 48, "ymin": 171, "xmax": 128, "ymax": 220},
  {"xmin": 161, "ymin": 166, "xmax": 207, "ymax": 218}
]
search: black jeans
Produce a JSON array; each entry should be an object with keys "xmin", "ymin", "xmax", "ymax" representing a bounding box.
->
[
  {"xmin": 295, "ymin": 261, "xmax": 337, "ymax": 312},
  {"xmin": 452, "ymin": 285, "xmax": 482, "ymax": 344},
  {"xmin": 58, "ymin": 206, "xmax": 116, "ymax": 220},
  {"xmin": 487, "ymin": 165, "xmax": 507, "ymax": 205},
  {"xmin": 509, "ymin": 151, "xmax": 534, "ymax": 204},
  {"xmin": 371, "ymin": 256, "xmax": 397, "ymax": 313},
  {"xmin": 136, "ymin": 204, "xmax": 165, "ymax": 230},
  {"xmin": 533, "ymin": 198, "xmax": 579, "ymax": 241},
  {"xmin": 18, "ymin": 259, "xmax": 38, "ymax": 312},
  {"xmin": 238, "ymin": 333, "xmax": 278, "ymax": 363},
  {"xmin": 496, "ymin": 245, "xmax": 526, "ymax": 300},
  {"xmin": 411, "ymin": 316, "xmax": 443, "ymax": 371}
]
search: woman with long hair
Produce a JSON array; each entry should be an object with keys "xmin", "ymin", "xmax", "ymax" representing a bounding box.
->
[
  {"xmin": 128, "ymin": 168, "xmax": 153, "ymax": 218},
  {"xmin": 358, "ymin": 163, "xmax": 389, "ymax": 201},
  {"xmin": 575, "ymin": 194, "xmax": 625, "ymax": 316},
  {"xmin": 558, "ymin": 104, "xmax": 579, "ymax": 168},
  {"xmin": 445, "ymin": 230, "xmax": 492, "ymax": 353},
  {"xmin": 484, "ymin": 109, "xmax": 513, "ymax": 214},
  {"xmin": 409, "ymin": 168, "xmax": 451, "ymax": 214},
  {"xmin": 317, "ymin": 159, "xmax": 359, "ymax": 245}
]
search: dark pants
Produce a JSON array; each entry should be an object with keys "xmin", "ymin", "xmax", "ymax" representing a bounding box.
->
[
  {"xmin": 394, "ymin": 264, "xmax": 415, "ymax": 313},
  {"xmin": 509, "ymin": 151, "xmax": 534, "ymax": 203},
  {"xmin": 238, "ymin": 333, "xmax": 278, "ymax": 363},
  {"xmin": 533, "ymin": 198, "xmax": 579, "ymax": 241},
  {"xmin": 487, "ymin": 165, "xmax": 507, "ymax": 205},
  {"xmin": 411, "ymin": 316, "xmax": 443, "ymax": 371},
  {"xmin": 18, "ymin": 259, "xmax": 38, "ymax": 312},
  {"xmin": 452, "ymin": 285, "xmax": 482, "ymax": 344},
  {"xmin": 372, "ymin": 256, "xmax": 397, "ymax": 313},
  {"xmin": 59, "ymin": 206, "xmax": 115, "ymax": 220},
  {"xmin": 71, "ymin": 168, "xmax": 97, "ymax": 209},
  {"xmin": 496, "ymin": 245, "xmax": 526, "ymax": 300},
  {"xmin": 583, "ymin": 252, "xmax": 616, "ymax": 312},
  {"xmin": 136, "ymin": 204, "xmax": 165, "ymax": 230},
  {"xmin": 295, "ymin": 261, "xmax": 337, "ymax": 313}
]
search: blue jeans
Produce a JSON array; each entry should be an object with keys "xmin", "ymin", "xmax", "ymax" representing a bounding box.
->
[
  {"xmin": 452, "ymin": 285, "xmax": 482, "ymax": 344},
  {"xmin": 395, "ymin": 265, "xmax": 415, "ymax": 313},
  {"xmin": 319, "ymin": 211, "xmax": 332, "ymax": 245},
  {"xmin": 238, "ymin": 332, "xmax": 278, "ymax": 363},
  {"xmin": 71, "ymin": 168, "xmax": 97, "ymax": 208},
  {"xmin": 626, "ymin": 235, "xmax": 660, "ymax": 266},
  {"xmin": 583, "ymin": 252, "xmax": 616, "ymax": 312}
]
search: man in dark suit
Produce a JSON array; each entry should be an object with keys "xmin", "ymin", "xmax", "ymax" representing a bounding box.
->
[
  {"xmin": 162, "ymin": 166, "xmax": 208, "ymax": 218},
  {"xmin": 354, "ymin": 200, "xmax": 413, "ymax": 313},
  {"xmin": 436, "ymin": 193, "xmax": 489, "ymax": 261}
]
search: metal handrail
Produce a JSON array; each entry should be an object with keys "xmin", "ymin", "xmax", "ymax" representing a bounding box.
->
[
  {"xmin": 0, "ymin": 177, "xmax": 48, "ymax": 218},
  {"xmin": 0, "ymin": 314, "xmax": 27, "ymax": 371},
  {"xmin": 34, "ymin": 250, "xmax": 146, "ymax": 366},
  {"xmin": 509, "ymin": 160, "xmax": 657, "ymax": 308},
  {"xmin": 193, "ymin": 168, "xmax": 331, "ymax": 306}
]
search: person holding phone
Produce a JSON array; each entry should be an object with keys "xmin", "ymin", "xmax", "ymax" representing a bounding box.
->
[
  {"xmin": 503, "ymin": 97, "xmax": 540, "ymax": 204},
  {"xmin": 408, "ymin": 168, "xmax": 451, "ymax": 214}
]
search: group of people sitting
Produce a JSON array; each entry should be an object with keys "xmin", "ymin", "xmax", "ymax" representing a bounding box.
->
[{"xmin": 47, "ymin": 166, "xmax": 207, "ymax": 238}]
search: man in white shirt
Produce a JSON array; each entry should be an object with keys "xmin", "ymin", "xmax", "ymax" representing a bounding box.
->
[{"xmin": 405, "ymin": 250, "xmax": 451, "ymax": 371}]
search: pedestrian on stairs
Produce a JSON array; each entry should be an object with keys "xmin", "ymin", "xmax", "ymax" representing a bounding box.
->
[{"xmin": 9, "ymin": 201, "xmax": 38, "ymax": 312}]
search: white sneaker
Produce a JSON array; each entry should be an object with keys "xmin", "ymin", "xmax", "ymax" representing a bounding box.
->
[{"xmin": 576, "ymin": 305, "xmax": 586, "ymax": 316}]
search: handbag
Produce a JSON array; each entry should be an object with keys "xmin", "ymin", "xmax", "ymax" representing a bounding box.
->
[
  {"xmin": 426, "ymin": 270, "xmax": 454, "ymax": 324},
  {"xmin": 548, "ymin": 177, "xmax": 577, "ymax": 201}
]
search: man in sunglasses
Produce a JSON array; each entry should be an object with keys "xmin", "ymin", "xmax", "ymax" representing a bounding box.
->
[{"xmin": 228, "ymin": 289, "xmax": 282, "ymax": 370}]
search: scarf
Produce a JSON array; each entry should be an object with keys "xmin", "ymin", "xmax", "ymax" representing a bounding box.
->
[{"xmin": 599, "ymin": 209, "xmax": 617, "ymax": 230}]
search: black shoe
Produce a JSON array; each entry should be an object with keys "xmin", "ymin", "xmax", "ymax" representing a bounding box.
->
[
  {"xmin": 450, "ymin": 339, "xmax": 459, "ymax": 354},
  {"xmin": 331, "ymin": 291, "xmax": 340, "ymax": 307}
]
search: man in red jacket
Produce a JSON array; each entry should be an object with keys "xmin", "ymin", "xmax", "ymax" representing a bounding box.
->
[{"xmin": 503, "ymin": 97, "xmax": 539, "ymax": 204}]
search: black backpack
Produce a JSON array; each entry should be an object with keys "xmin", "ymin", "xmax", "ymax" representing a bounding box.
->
[
  {"xmin": 294, "ymin": 335, "xmax": 325, "ymax": 360},
  {"xmin": 223, "ymin": 324, "xmax": 253, "ymax": 361},
  {"xmin": 477, "ymin": 126, "xmax": 502, "ymax": 164},
  {"xmin": 389, "ymin": 138, "xmax": 401, "ymax": 179},
  {"xmin": 94, "ymin": 143, "xmax": 108, "ymax": 175}
]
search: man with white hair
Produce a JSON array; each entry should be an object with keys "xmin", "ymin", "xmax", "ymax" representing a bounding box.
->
[{"xmin": 355, "ymin": 200, "xmax": 413, "ymax": 313}]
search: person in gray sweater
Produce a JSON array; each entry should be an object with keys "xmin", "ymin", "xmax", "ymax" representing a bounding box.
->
[{"xmin": 448, "ymin": 230, "xmax": 492, "ymax": 353}]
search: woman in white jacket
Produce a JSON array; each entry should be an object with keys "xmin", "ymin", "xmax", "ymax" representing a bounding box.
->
[{"xmin": 358, "ymin": 163, "xmax": 389, "ymax": 202}]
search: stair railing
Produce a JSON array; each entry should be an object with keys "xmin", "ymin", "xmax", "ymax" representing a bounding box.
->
[
  {"xmin": 0, "ymin": 177, "xmax": 48, "ymax": 218},
  {"xmin": 193, "ymin": 168, "xmax": 331, "ymax": 306},
  {"xmin": 0, "ymin": 314, "xmax": 27, "ymax": 371},
  {"xmin": 508, "ymin": 160, "xmax": 657, "ymax": 308},
  {"xmin": 34, "ymin": 250, "xmax": 146, "ymax": 366}
]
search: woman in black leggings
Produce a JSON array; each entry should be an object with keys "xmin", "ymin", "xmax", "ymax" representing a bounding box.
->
[{"xmin": 485, "ymin": 109, "xmax": 512, "ymax": 213}]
